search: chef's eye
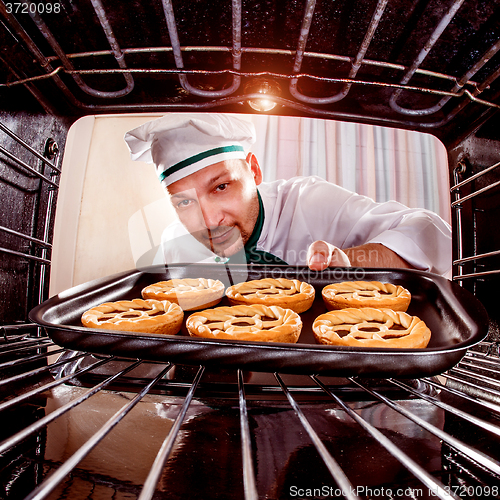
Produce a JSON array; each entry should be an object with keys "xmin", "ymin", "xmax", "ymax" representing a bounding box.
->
[
  {"xmin": 215, "ymin": 183, "xmax": 228, "ymax": 192},
  {"xmin": 175, "ymin": 199, "xmax": 193, "ymax": 209}
]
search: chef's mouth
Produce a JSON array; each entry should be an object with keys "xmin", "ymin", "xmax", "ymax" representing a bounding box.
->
[
  {"xmin": 202, "ymin": 226, "xmax": 242, "ymax": 254},
  {"xmin": 203, "ymin": 226, "xmax": 236, "ymax": 243},
  {"xmin": 188, "ymin": 226, "xmax": 246, "ymax": 256}
]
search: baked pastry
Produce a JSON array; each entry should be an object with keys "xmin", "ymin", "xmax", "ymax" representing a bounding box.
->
[
  {"xmin": 186, "ymin": 304, "xmax": 302, "ymax": 343},
  {"xmin": 312, "ymin": 307, "xmax": 431, "ymax": 348},
  {"xmin": 141, "ymin": 278, "xmax": 225, "ymax": 311},
  {"xmin": 322, "ymin": 281, "xmax": 411, "ymax": 311},
  {"xmin": 81, "ymin": 298, "xmax": 184, "ymax": 335},
  {"xmin": 226, "ymin": 278, "xmax": 315, "ymax": 313}
]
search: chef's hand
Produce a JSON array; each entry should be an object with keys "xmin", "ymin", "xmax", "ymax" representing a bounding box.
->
[{"xmin": 307, "ymin": 240, "xmax": 351, "ymax": 271}]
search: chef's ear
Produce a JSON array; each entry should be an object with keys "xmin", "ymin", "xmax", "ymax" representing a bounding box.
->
[{"xmin": 246, "ymin": 152, "xmax": 263, "ymax": 185}]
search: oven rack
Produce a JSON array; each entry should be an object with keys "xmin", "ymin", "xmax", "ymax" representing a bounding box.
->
[
  {"xmin": 0, "ymin": 330, "xmax": 499, "ymax": 500},
  {"xmin": 2, "ymin": 0, "xmax": 500, "ymax": 129}
]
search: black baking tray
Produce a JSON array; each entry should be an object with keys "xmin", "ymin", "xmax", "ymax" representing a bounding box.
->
[{"xmin": 29, "ymin": 264, "xmax": 489, "ymax": 377}]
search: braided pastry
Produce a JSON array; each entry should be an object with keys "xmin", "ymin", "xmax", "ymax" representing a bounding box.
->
[
  {"xmin": 81, "ymin": 298, "xmax": 184, "ymax": 335},
  {"xmin": 186, "ymin": 304, "xmax": 302, "ymax": 343},
  {"xmin": 313, "ymin": 307, "xmax": 431, "ymax": 348},
  {"xmin": 322, "ymin": 281, "xmax": 411, "ymax": 311},
  {"xmin": 141, "ymin": 278, "xmax": 225, "ymax": 311},
  {"xmin": 226, "ymin": 278, "xmax": 315, "ymax": 313}
]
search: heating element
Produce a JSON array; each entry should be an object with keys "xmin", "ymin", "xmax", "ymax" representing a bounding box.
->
[
  {"xmin": 2, "ymin": 0, "xmax": 500, "ymax": 143},
  {"xmin": 3, "ymin": 0, "xmax": 500, "ymax": 499}
]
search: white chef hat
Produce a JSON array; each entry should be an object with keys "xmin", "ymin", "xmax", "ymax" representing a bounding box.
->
[{"xmin": 124, "ymin": 113, "xmax": 256, "ymax": 186}]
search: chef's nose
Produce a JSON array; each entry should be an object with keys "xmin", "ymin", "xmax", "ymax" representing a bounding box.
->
[{"xmin": 199, "ymin": 199, "xmax": 224, "ymax": 229}]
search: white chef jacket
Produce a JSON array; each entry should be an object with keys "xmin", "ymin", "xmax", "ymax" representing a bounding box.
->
[{"xmin": 157, "ymin": 176, "xmax": 452, "ymax": 276}]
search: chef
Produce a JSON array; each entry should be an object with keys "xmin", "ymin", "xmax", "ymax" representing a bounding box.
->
[{"xmin": 125, "ymin": 113, "xmax": 452, "ymax": 276}]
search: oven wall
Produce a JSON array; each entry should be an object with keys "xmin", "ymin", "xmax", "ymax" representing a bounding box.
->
[
  {"xmin": 448, "ymin": 132, "xmax": 500, "ymax": 330},
  {"xmin": 0, "ymin": 111, "xmax": 70, "ymax": 324}
]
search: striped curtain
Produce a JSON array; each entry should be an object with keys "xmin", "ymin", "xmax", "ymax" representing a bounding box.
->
[{"xmin": 249, "ymin": 115, "xmax": 451, "ymax": 224}]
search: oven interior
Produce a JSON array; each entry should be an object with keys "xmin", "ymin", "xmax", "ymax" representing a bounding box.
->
[{"xmin": 2, "ymin": 0, "xmax": 500, "ymax": 498}]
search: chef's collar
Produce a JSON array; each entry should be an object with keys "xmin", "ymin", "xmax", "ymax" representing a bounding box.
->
[
  {"xmin": 244, "ymin": 190, "xmax": 288, "ymax": 265},
  {"xmin": 124, "ymin": 113, "xmax": 256, "ymax": 186}
]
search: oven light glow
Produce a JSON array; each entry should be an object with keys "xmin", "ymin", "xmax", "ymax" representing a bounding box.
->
[
  {"xmin": 248, "ymin": 96, "xmax": 276, "ymax": 112},
  {"xmin": 245, "ymin": 79, "xmax": 280, "ymax": 112}
]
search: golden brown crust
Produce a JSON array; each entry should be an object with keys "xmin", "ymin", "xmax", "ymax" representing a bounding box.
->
[
  {"xmin": 81, "ymin": 298, "xmax": 184, "ymax": 336},
  {"xmin": 186, "ymin": 304, "xmax": 302, "ymax": 343},
  {"xmin": 312, "ymin": 307, "xmax": 431, "ymax": 348},
  {"xmin": 226, "ymin": 278, "xmax": 315, "ymax": 313},
  {"xmin": 141, "ymin": 278, "xmax": 225, "ymax": 311},
  {"xmin": 322, "ymin": 281, "xmax": 411, "ymax": 311}
]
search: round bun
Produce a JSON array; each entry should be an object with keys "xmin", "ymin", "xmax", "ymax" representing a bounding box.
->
[
  {"xmin": 186, "ymin": 304, "xmax": 302, "ymax": 343},
  {"xmin": 81, "ymin": 298, "xmax": 184, "ymax": 336},
  {"xmin": 322, "ymin": 281, "xmax": 411, "ymax": 311},
  {"xmin": 312, "ymin": 307, "xmax": 431, "ymax": 348},
  {"xmin": 226, "ymin": 278, "xmax": 315, "ymax": 313},
  {"xmin": 141, "ymin": 278, "xmax": 225, "ymax": 311}
]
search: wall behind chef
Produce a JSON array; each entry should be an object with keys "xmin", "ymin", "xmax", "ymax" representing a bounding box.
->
[{"xmin": 125, "ymin": 113, "xmax": 451, "ymax": 276}]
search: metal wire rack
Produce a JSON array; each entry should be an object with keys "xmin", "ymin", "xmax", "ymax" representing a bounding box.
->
[{"xmin": 1, "ymin": 333, "xmax": 500, "ymax": 499}]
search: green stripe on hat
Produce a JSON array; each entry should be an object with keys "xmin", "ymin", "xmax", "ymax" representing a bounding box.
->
[{"xmin": 158, "ymin": 145, "xmax": 245, "ymax": 182}]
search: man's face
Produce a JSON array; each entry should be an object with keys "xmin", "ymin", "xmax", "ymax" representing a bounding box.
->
[{"xmin": 167, "ymin": 155, "xmax": 262, "ymax": 257}]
